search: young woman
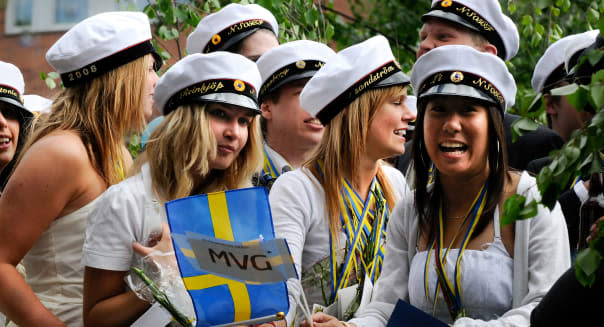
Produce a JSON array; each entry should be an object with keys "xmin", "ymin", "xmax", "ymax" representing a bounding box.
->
[
  {"xmin": 0, "ymin": 61, "xmax": 32, "ymax": 193},
  {"xmin": 0, "ymin": 12, "xmax": 159, "ymax": 327},
  {"xmin": 82, "ymin": 52, "xmax": 263, "ymax": 327},
  {"xmin": 317, "ymin": 45, "xmax": 570, "ymax": 327},
  {"xmin": 268, "ymin": 35, "xmax": 415, "ymax": 326}
]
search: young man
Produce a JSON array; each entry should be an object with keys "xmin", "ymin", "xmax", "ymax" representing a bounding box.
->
[
  {"xmin": 396, "ymin": 0, "xmax": 564, "ymax": 175},
  {"xmin": 254, "ymin": 40, "xmax": 335, "ymax": 189},
  {"xmin": 528, "ymin": 30, "xmax": 601, "ymax": 253}
]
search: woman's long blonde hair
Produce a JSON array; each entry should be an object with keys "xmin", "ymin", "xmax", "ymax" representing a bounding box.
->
[
  {"xmin": 16, "ymin": 55, "xmax": 149, "ymax": 186},
  {"xmin": 306, "ymin": 85, "xmax": 404, "ymax": 238},
  {"xmin": 135, "ymin": 103, "xmax": 263, "ymax": 203}
]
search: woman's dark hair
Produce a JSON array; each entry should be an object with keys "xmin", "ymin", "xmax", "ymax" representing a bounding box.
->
[
  {"xmin": 411, "ymin": 95, "xmax": 508, "ymax": 241},
  {"xmin": 0, "ymin": 106, "xmax": 32, "ymax": 191}
]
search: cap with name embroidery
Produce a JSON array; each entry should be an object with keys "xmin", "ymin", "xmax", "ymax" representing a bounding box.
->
[
  {"xmin": 299, "ymin": 35, "xmax": 410, "ymax": 125},
  {"xmin": 411, "ymin": 45, "xmax": 516, "ymax": 113},
  {"xmin": 46, "ymin": 11, "xmax": 160, "ymax": 88},
  {"xmin": 563, "ymin": 30, "xmax": 600, "ymax": 74},
  {"xmin": 186, "ymin": 3, "xmax": 278, "ymax": 55},
  {"xmin": 256, "ymin": 40, "xmax": 335, "ymax": 103},
  {"xmin": 0, "ymin": 61, "xmax": 33, "ymax": 121},
  {"xmin": 531, "ymin": 31, "xmax": 599, "ymax": 93},
  {"xmin": 154, "ymin": 52, "xmax": 262, "ymax": 115},
  {"xmin": 422, "ymin": 0, "xmax": 519, "ymax": 61}
]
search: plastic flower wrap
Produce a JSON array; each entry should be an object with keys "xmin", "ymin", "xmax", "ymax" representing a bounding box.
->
[{"xmin": 126, "ymin": 249, "xmax": 197, "ymax": 327}]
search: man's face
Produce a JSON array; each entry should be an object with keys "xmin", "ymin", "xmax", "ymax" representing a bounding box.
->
[
  {"xmin": 261, "ymin": 79, "xmax": 323, "ymax": 151},
  {"xmin": 417, "ymin": 19, "xmax": 493, "ymax": 58},
  {"xmin": 545, "ymin": 94, "xmax": 592, "ymax": 142}
]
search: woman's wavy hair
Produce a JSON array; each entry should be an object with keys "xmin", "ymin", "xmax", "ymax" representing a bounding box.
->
[
  {"xmin": 412, "ymin": 96, "xmax": 509, "ymax": 240},
  {"xmin": 14, "ymin": 54, "xmax": 150, "ymax": 186},
  {"xmin": 306, "ymin": 85, "xmax": 406, "ymax": 239},
  {"xmin": 135, "ymin": 103, "xmax": 263, "ymax": 203}
]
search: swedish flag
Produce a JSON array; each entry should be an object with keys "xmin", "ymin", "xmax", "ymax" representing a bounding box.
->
[{"xmin": 166, "ymin": 187, "xmax": 289, "ymax": 327}]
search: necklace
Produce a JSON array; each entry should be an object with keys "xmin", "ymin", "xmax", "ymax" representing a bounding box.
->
[{"xmin": 446, "ymin": 213, "xmax": 467, "ymax": 220}]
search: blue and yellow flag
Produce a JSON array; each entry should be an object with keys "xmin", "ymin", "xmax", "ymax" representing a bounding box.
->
[{"xmin": 166, "ymin": 187, "xmax": 289, "ymax": 327}]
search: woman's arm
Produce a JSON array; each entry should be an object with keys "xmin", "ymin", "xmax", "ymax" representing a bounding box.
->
[
  {"xmin": 269, "ymin": 171, "xmax": 317, "ymax": 325},
  {"xmin": 347, "ymin": 197, "xmax": 415, "ymax": 327},
  {"xmin": 83, "ymin": 267, "xmax": 150, "ymax": 327},
  {"xmin": 0, "ymin": 133, "xmax": 103, "ymax": 326}
]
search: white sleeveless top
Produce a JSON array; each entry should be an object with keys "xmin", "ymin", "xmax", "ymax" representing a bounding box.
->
[
  {"xmin": 408, "ymin": 212, "xmax": 513, "ymax": 324},
  {"xmin": 22, "ymin": 196, "xmax": 100, "ymax": 327}
]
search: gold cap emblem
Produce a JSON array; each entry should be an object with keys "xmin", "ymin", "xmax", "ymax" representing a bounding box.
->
[
  {"xmin": 211, "ymin": 34, "xmax": 221, "ymax": 45},
  {"xmin": 441, "ymin": 0, "xmax": 453, "ymax": 7},
  {"xmin": 234, "ymin": 80, "xmax": 245, "ymax": 92},
  {"xmin": 295, "ymin": 60, "xmax": 306, "ymax": 69},
  {"xmin": 450, "ymin": 71, "xmax": 464, "ymax": 83}
]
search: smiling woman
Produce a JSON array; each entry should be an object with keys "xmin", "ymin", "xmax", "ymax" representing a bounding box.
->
[
  {"xmin": 343, "ymin": 45, "xmax": 571, "ymax": 327},
  {"xmin": 0, "ymin": 61, "xmax": 32, "ymax": 192},
  {"xmin": 268, "ymin": 35, "xmax": 415, "ymax": 326},
  {"xmin": 81, "ymin": 52, "xmax": 263, "ymax": 327}
]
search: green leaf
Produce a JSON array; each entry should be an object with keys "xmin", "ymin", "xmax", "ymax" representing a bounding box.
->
[
  {"xmin": 143, "ymin": 5, "xmax": 156, "ymax": 19},
  {"xmin": 552, "ymin": 7, "xmax": 560, "ymax": 17},
  {"xmin": 576, "ymin": 247, "xmax": 603, "ymax": 277},
  {"xmin": 587, "ymin": 49, "xmax": 604, "ymax": 67},
  {"xmin": 511, "ymin": 117, "xmax": 540, "ymax": 141},
  {"xmin": 591, "ymin": 83, "xmax": 604, "ymax": 109},
  {"xmin": 326, "ymin": 24, "xmax": 335, "ymax": 42},
  {"xmin": 518, "ymin": 199, "xmax": 539, "ymax": 220},
  {"xmin": 40, "ymin": 71, "xmax": 47, "ymax": 80},
  {"xmin": 550, "ymin": 83, "xmax": 579, "ymax": 96},
  {"xmin": 567, "ymin": 85, "xmax": 590, "ymax": 112},
  {"xmin": 588, "ymin": 8, "xmax": 600, "ymax": 22},
  {"xmin": 500, "ymin": 194, "xmax": 527, "ymax": 226},
  {"xmin": 521, "ymin": 15, "xmax": 533, "ymax": 26},
  {"xmin": 45, "ymin": 78, "xmax": 56, "ymax": 89}
]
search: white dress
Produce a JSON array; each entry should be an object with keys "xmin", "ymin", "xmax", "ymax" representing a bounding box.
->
[
  {"xmin": 348, "ymin": 172, "xmax": 571, "ymax": 327},
  {"xmin": 21, "ymin": 196, "xmax": 100, "ymax": 327},
  {"xmin": 269, "ymin": 165, "xmax": 409, "ymax": 325}
]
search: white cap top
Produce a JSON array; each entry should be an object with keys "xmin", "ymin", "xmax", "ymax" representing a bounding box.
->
[
  {"xmin": 405, "ymin": 95, "xmax": 418, "ymax": 116},
  {"xmin": 256, "ymin": 40, "xmax": 335, "ymax": 103},
  {"xmin": 411, "ymin": 45, "xmax": 516, "ymax": 112},
  {"xmin": 564, "ymin": 30, "xmax": 600, "ymax": 73},
  {"xmin": 186, "ymin": 3, "xmax": 278, "ymax": 54},
  {"xmin": 0, "ymin": 61, "xmax": 32, "ymax": 120},
  {"xmin": 46, "ymin": 11, "xmax": 156, "ymax": 88},
  {"xmin": 154, "ymin": 52, "xmax": 262, "ymax": 115},
  {"xmin": 423, "ymin": 0, "xmax": 519, "ymax": 61},
  {"xmin": 300, "ymin": 35, "xmax": 410, "ymax": 125}
]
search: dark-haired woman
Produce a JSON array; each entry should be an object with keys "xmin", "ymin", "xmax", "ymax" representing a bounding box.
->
[{"xmin": 310, "ymin": 45, "xmax": 570, "ymax": 327}]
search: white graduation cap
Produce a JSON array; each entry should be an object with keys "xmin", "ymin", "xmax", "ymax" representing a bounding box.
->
[
  {"xmin": 256, "ymin": 40, "xmax": 335, "ymax": 103},
  {"xmin": 154, "ymin": 52, "xmax": 262, "ymax": 115},
  {"xmin": 423, "ymin": 0, "xmax": 519, "ymax": 61},
  {"xmin": 46, "ymin": 11, "xmax": 160, "ymax": 88},
  {"xmin": 300, "ymin": 35, "xmax": 410, "ymax": 125},
  {"xmin": 411, "ymin": 44, "xmax": 516, "ymax": 113},
  {"xmin": 186, "ymin": 3, "xmax": 278, "ymax": 54}
]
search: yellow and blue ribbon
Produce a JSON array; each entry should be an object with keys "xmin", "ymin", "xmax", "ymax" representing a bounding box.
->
[{"xmin": 424, "ymin": 182, "xmax": 488, "ymax": 320}]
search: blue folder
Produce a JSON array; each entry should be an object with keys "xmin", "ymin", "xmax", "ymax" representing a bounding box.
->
[{"xmin": 386, "ymin": 299, "xmax": 448, "ymax": 327}]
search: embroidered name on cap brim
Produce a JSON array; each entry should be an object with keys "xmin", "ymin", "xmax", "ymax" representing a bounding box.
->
[
  {"xmin": 204, "ymin": 19, "xmax": 273, "ymax": 53},
  {"xmin": 60, "ymin": 39, "xmax": 154, "ymax": 87},
  {"xmin": 259, "ymin": 60, "xmax": 325, "ymax": 102},
  {"xmin": 420, "ymin": 70, "xmax": 505, "ymax": 108},
  {"xmin": 165, "ymin": 78, "xmax": 258, "ymax": 114},
  {"xmin": 317, "ymin": 61, "xmax": 401, "ymax": 125}
]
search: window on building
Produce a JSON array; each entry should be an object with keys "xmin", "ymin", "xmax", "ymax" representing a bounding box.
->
[{"xmin": 4, "ymin": 0, "xmax": 122, "ymax": 35}]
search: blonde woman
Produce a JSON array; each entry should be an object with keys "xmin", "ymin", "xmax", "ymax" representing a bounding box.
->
[
  {"xmin": 267, "ymin": 36, "xmax": 415, "ymax": 326},
  {"xmin": 82, "ymin": 52, "xmax": 263, "ymax": 326},
  {"xmin": 0, "ymin": 12, "xmax": 159, "ymax": 327}
]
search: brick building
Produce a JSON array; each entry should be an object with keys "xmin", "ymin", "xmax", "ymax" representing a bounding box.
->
[{"xmin": 1, "ymin": 0, "xmax": 352, "ymax": 102}]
